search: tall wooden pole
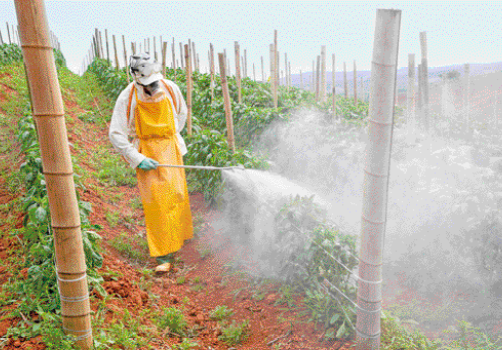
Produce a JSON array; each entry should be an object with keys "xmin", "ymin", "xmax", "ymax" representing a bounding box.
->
[
  {"xmin": 464, "ymin": 63, "xmax": 470, "ymax": 135},
  {"xmin": 344, "ymin": 61, "xmax": 348, "ymax": 99},
  {"xmin": 300, "ymin": 69, "xmax": 303, "ymax": 89},
  {"xmin": 417, "ymin": 63, "xmax": 423, "ymax": 129},
  {"xmin": 235, "ymin": 41, "xmax": 242, "ymax": 103},
  {"xmin": 15, "ymin": 1, "xmax": 92, "ymax": 348},
  {"xmin": 172, "ymin": 37, "xmax": 176, "ymax": 69},
  {"xmin": 332, "ymin": 53, "xmax": 336, "ymax": 119},
  {"xmin": 99, "ymin": 30, "xmax": 104, "ymax": 60},
  {"xmin": 273, "ymin": 30, "xmax": 278, "ymax": 107},
  {"xmin": 112, "ymin": 34, "xmax": 119, "ymax": 70},
  {"xmin": 184, "ymin": 44, "xmax": 192, "ymax": 135},
  {"xmin": 253, "ymin": 63, "xmax": 256, "ymax": 82},
  {"xmin": 210, "ymin": 43, "xmax": 215, "ymax": 103},
  {"xmin": 261, "ymin": 56, "xmax": 264, "ymax": 82},
  {"xmin": 6, "ymin": 22, "xmax": 11, "ymax": 44},
  {"xmin": 162, "ymin": 41, "xmax": 167, "ymax": 77},
  {"xmin": 356, "ymin": 9, "xmax": 401, "ymax": 350},
  {"xmin": 284, "ymin": 53, "xmax": 288, "ymax": 87},
  {"xmin": 122, "ymin": 35, "xmax": 130, "ymax": 83},
  {"xmin": 244, "ymin": 49, "xmax": 247, "ymax": 78},
  {"xmin": 420, "ymin": 31, "xmax": 430, "ymax": 135},
  {"xmin": 105, "ymin": 29, "xmax": 110, "ymax": 62},
  {"xmin": 154, "ymin": 36, "xmax": 157, "ymax": 61},
  {"xmin": 288, "ymin": 62, "xmax": 291, "ymax": 89},
  {"xmin": 218, "ymin": 53, "xmax": 235, "ymax": 152},
  {"xmin": 315, "ymin": 55, "xmax": 320, "ymax": 102},
  {"xmin": 321, "ymin": 46, "xmax": 327, "ymax": 102},
  {"xmin": 0, "ymin": 29, "xmax": 3, "ymax": 45},
  {"xmin": 312, "ymin": 60, "xmax": 315, "ymax": 92},
  {"xmin": 407, "ymin": 54, "xmax": 416, "ymax": 141},
  {"xmin": 179, "ymin": 42, "xmax": 184, "ymax": 69},
  {"xmin": 354, "ymin": 60, "xmax": 358, "ymax": 104}
]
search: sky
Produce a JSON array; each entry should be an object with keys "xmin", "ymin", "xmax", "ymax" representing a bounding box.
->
[{"xmin": 1, "ymin": 1, "xmax": 501, "ymax": 75}]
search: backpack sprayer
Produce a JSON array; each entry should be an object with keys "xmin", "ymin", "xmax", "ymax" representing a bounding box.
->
[{"xmin": 157, "ymin": 164, "xmax": 245, "ymax": 171}]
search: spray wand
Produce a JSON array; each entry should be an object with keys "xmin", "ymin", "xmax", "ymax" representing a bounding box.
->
[{"xmin": 157, "ymin": 164, "xmax": 245, "ymax": 171}]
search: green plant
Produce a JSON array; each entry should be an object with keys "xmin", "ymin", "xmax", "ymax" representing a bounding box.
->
[
  {"xmin": 209, "ymin": 305, "xmax": 234, "ymax": 321},
  {"xmin": 172, "ymin": 338, "xmax": 199, "ymax": 350},
  {"xmin": 105, "ymin": 210, "xmax": 120, "ymax": 227},
  {"xmin": 155, "ymin": 307, "xmax": 187, "ymax": 336},
  {"xmin": 177, "ymin": 276, "xmax": 186, "ymax": 285},
  {"xmin": 109, "ymin": 232, "xmax": 149, "ymax": 263},
  {"xmin": 219, "ymin": 320, "xmax": 250, "ymax": 346}
]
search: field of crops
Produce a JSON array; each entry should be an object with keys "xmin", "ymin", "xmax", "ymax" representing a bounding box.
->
[{"xmin": 1, "ymin": 37, "xmax": 502, "ymax": 350}]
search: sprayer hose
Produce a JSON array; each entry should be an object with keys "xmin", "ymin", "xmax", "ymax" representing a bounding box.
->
[{"xmin": 157, "ymin": 164, "xmax": 244, "ymax": 171}]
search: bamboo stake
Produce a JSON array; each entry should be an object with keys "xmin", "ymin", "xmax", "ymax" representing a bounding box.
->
[
  {"xmin": 172, "ymin": 37, "xmax": 176, "ymax": 69},
  {"xmin": 112, "ymin": 35, "xmax": 119, "ymax": 70},
  {"xmin": 241, "ymin": 56, "xmax": 245, "ymax": 78},
  {"xmin": 312, "ymin": 60, "xmax": 315, "ymax": 92},
  {"xmin": 6, "ymin": 22, "xmax": 11, "ymax": 44},
  {"xmin": 162, "ymin": 41, "xmax": 167, "ymax": 77},
  {"xmin": 197, "ymin": 54, "xmax": 200, "ymax": 74},
  {"xmin": 179, "ymin": 42, "xmax": 184, "ymax": 68},
  {"xmin": 0, "ymin": 29, "xmax": 4, "ymax": 45},
  {"xmin": 244, "ymin": 49, "xmax": 247, "ymax": 78},
  {"xmin": 417, "ymin": 63, "xmax": 423, "ymax": 127},
  {"xmin": 218, "ymin": 53, "xmax": 235, "ymax": 152},
  {"xmin": 284, "ymin": 53, "xmax": 288, "ymax": 87},
  {"xmin": 14, "ymin": 1, "xmax": 92, "ymax": 348},
  {"xmin": 420, "ymin": 31, "xmax": 430, "ymax": 134},
  {"xmin": 105, "ymin": 29, "xmax": 110, "ymax": 62},
  {"xmin": 407, "ymin": 54, "xmax": 416, "ymax": 142},
  {"xmin": 154, "ymin": 36, "xmax": 157, "ymax": 61},
  {"xmin": 464, "ymin": 63, "xmax": 470, "ymax": 135},
  {"xmin": 235, "ymin": 42, "xmax": 242, "ymax": 103},
  {"xmin": 356, "ymin": 9, "xmax": 401, "ymax": 350},
  {"xmin": 147, "ymin": 38, "xmax": 150, "ymax": 53},
  {"xmin": 184, "ymin": 44, "xmax": 192, "ymax": 135},
  {"xmin": 253, "ymin": 63, "xmax": 256, "ymax": 81},
  {"xmin": 122, "ymin": 35, "xmax": 130, "ymax": 83},
  {"xmin": 354, "ymin": 60, "xmax": 357, "ymax": 104},
  {"xmin": 321, "ymin": 46, "xmax": 326, "ymax": 102},
  {"xmin": 315, "ymin": 55, "xmax": 320, "ymax": 101},
  {"xmin": 273, "ymin": 30, "xmax": 278, "ymax": 107},
  {"xmin": 332, "ymin": 53, "xmax": 336, "ymax": 119},
  {"xmin": 261, "ymin": 56, "xmax": 264, "ymax": 82},
  {"xmin": 210, "ymin": 43, "xmax": 215, "ymax": 103},
  {"xmin": 344, "ymin": 61, "xmax": 348, "ymax": 98},
  {"xmin": 99, "ymin": 30, "xmax": 104, "ymax": 59},
  {"xmin": 92, "ymin": 35, "xmax": 98, "ymax": 59}
]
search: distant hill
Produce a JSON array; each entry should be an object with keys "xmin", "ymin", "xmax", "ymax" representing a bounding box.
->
[{"xmin": 283, "ymin": 61, "xmax": 502, "ymax": 99}]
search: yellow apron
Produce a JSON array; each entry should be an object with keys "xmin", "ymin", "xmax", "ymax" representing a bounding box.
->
[{"xmin": 133, "ymin": 87, "xmax": 193, "ymax": 257}]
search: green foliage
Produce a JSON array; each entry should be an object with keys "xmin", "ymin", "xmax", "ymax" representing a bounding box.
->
[
  {"xmin": 87, "ymin": 58, "xmax": 129, "ymax": 100},
  {"xmin": 218, "ymin": 320, "xmax": 250, "ymax": 346},
  {"xmin": 109, "ymin": 232, "xmax": 149, "ymax": 263},
  {"xmin": 172, "ymin": 338, "xmax": 199, "ymax": 350},
  {"xmin": 209, "ymin": 305, "xmax": 234, "ymax": 321},
  {"xmin": 0, "ymin": 43, "xmax": 23, "ymax": 66},
  {"xmin": 5, "ymin": 112, "xmax": 105, "ymax": 341},
  {"xmin": 272, "ymin": 195, "xmax": 358, "ymax": 339},
  {"xmin": 155, "ymin": 307, "xmax": 187, "ymax": 336}
]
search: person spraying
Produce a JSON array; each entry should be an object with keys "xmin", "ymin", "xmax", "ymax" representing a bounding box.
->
[{"xmin": 109, "ymin": 52, "xmax": 193, "ymax": 271}]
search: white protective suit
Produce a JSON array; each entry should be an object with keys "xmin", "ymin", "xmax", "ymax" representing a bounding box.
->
[{"xmin": 109, "ymin": 79, "xmax": 188, "ymax": 169}]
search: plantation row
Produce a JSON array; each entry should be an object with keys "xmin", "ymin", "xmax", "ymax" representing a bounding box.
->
[{"xmin": 2, "ymin": 42, "xmax": 501, "ymax": 349}]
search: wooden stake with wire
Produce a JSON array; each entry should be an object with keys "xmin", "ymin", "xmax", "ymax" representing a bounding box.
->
[
  {"xmin": 184, "ymin": 44, "xmax": 192, "ymax": 135},
  {"xmin": 15, "ymin": 1, "xmax": 93, "ymax": 348},
  {"xmin": 218, "ymin": 53, "xmax": 235, "ymax": 152}
]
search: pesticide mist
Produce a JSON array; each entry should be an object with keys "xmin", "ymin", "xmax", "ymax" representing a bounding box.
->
[{"xmin": 206, "ymin": 106, "xmax": 502, "ymax": 339}]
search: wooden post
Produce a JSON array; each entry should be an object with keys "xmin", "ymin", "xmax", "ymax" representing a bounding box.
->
[
  {"xmin": 315, "ymin": 55, "xmax": 320, "ymax": 101},
  {"xmin": 184, "ymin": 44, "xmax": 192, "ymax": 135},
  {"xmin": 321, "ymin": 46, "xmax": 326, "ymax": 102},
  {"xmin": 162, "ymin": 41, "xmax": 167, "ymax": 77},
  {"xmin": 105, "ymin": 29, "xmax": 110, "ymax": 62},
  {"xmin": 332, "ymin": 53, "xmax": 336, "ymax": 119},
  {"xmin": 99, "ymin": 30, "xmax": 104, "ymax": 60},
  {"xmin": 218, "ymin": 53, "xmax": 235, "ymax": 152},
  {"xmin": 241, "ymin": 56, "xmax": 245, "ymax": 78},
  {"xmin": 417, "ymin": 63, "xmax": 423, "ymax": 128},
  {"xmin": 407, "ymin": 54, "xmax": 416, "ymax": 141},
  {"xmin": 354, "ymin": 60, "xmax": 358, "ymax": 104},
  {"xmin": 92, "ymin": 35, "xmax": 99, "ymax": 59},
  {"xmin": 274, "ymin": 30, "xmax": 278, "ymax": 107},
  {"xmin": 210, "ymin": 43, "xmax": 215, "ymax": 103},
  {"xmin": 261, "ymin": 56, "xmax": 264, "ymax": 82},
  {"xmin": 235, "ymin": 41, "xmax": 242, "ymax": 103},
  {"xmin": 344, "ymin": 61, "xmax": 348, "ymax": 99},
  {"xmin": 15, "ymin": 1, "xmax": 93, "ymax": 348},
  {"xmin": 356, "ymin": 9, "xmax": 401, "ymax": 350},
  {"xmin": 464, "ymin": 63, "xmax": 470, "ymax": 135},
  {"xmin": 244, "ymin": 49, "xmax": 247, "ymax": 78},
  {"xmin": 420, "ymin": 31, "xmax": 430, "ymax": 134},
  {"xmin": 147, "ymin": 38, "xmax": 150, "ymax": 53},
  {"xmin": 172, "ymin": 37, "xmax": 176, "ymax": 69},
  {"xmin": 122, "ymin": 35, "xmax": 130, "ymax": 83},
  {"xmin": 112, "ymin": 35, "xmax": 119, "ymax": 70},
  {"xmin": 284, "ymin": 53, "xmax": 288, "ymax": 87},
  {"xmin": 179, "ymin": 42, "xmax": 184, "ymax": 68},
  {"xmin": 288, "ymin": 62, "xmax": 291, "ymax": 90},
  {"xmin": 0, "ymin": 29, "xmax": 3, "ymax": 45},
  {"xmin": 154, "ymin": 36, "xmax": 157, "ymax": 61},
  {"xmin": 197, "ymin": 54, "xmax": 200, "ymax": 74},
  {"xmin": 191, "ymin": 40, "xmax": 196, "ymax": 72},
  {"xmin": 6, "ymin": 22, "xmax": 11, "ymax": 44},
  {"xmin": 253, "ymin": 63, "xmax": 256, "ymax": 82},
  {"xmin": 312, "ymin": 60, "xmax": 315, "ymax": 92},
  {"xmin": 300, "ymin": 69, "xmax": 303, "ymax": 89}
]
